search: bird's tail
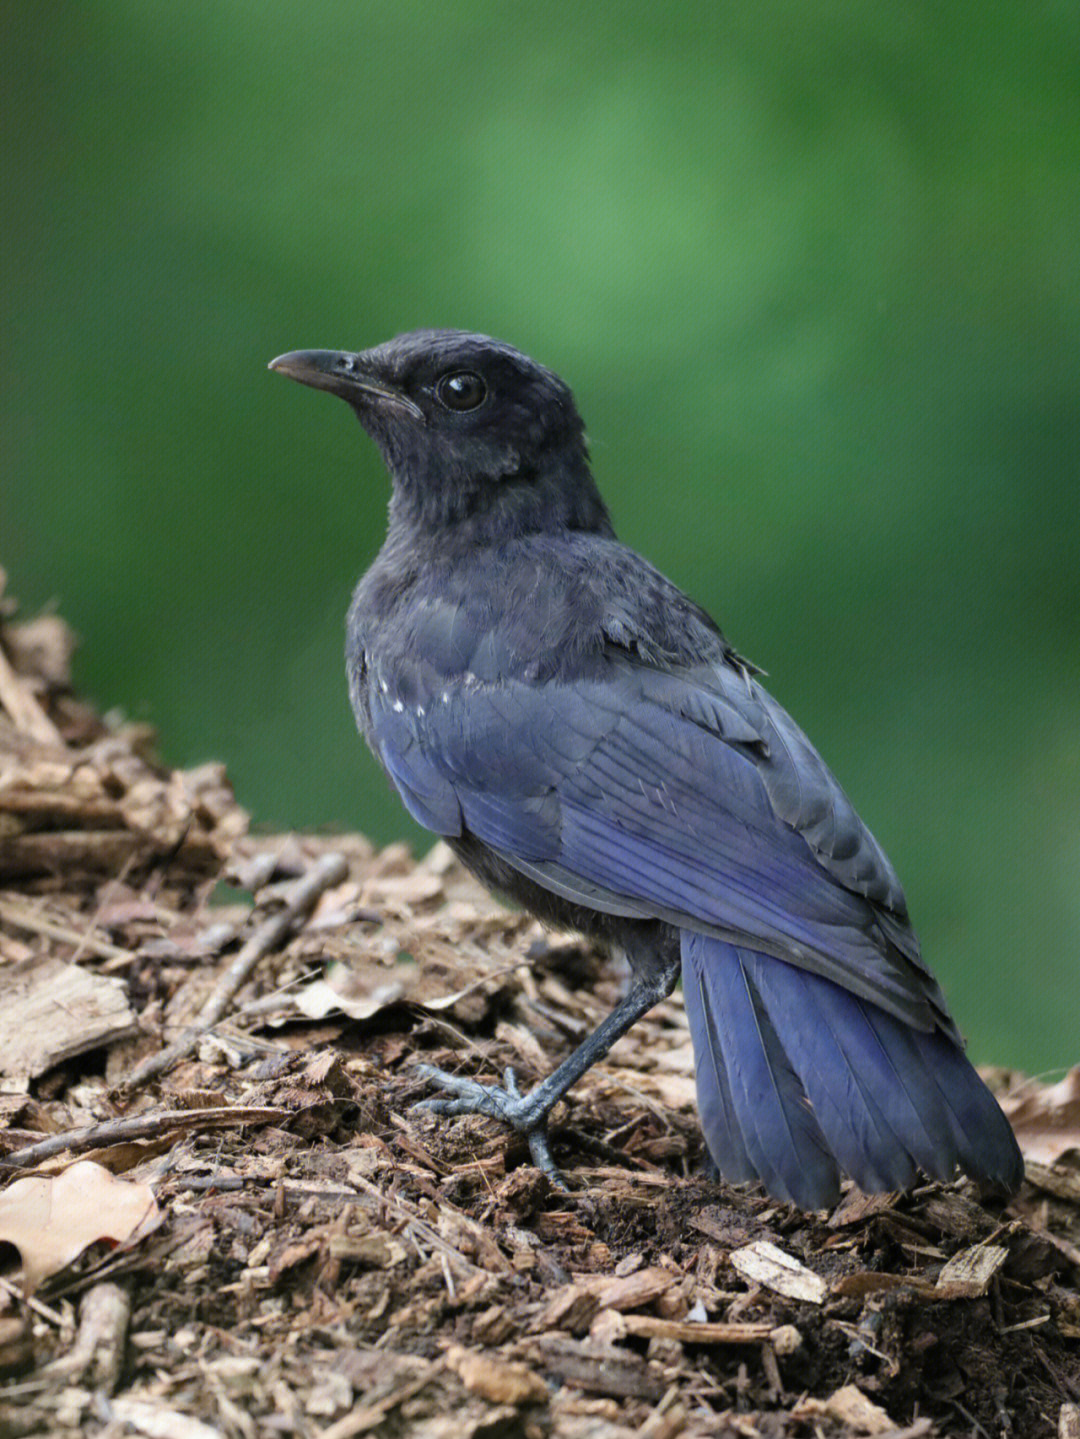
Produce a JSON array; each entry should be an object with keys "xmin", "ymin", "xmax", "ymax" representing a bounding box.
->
[{"xmin": 680, "ymin": 933, "xmax": 1023, "ymax": 1209}]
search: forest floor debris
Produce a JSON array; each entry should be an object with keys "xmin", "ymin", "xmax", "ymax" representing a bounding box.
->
[{"xmin": 1, "ymin": 574, "xmax": 1078, "ymax": 1437}]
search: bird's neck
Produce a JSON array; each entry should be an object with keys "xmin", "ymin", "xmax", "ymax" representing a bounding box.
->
[{"xmin": 385, "ymin": 451, "xmax": 616, "ymax": 555}]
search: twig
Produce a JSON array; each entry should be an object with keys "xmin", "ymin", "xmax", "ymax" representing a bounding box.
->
[
  {"xmin": 0, "ymin": 1105, "xmax": 288, "ymax": 1169},
  {"xmin": 0, "ymin": 1275, "xmax": 66, "ymax": 1327},
  {"xmin": 123, "ymin": 851, "xmax": 348, "ymax": 1089},
  {"xmin": 0, "ymin": 896, "xmax": 132, "ymax": 963}
]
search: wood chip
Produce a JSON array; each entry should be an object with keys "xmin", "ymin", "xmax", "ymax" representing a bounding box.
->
[
  {"xmin": 329, "ymin": 1232, "xmax": 408, "ymax": 1268},
  {"xmin": 0, "ymin": 638, "xmax": 63, "ymax": 745},
  {"xmin": 916, "ymin": 1191, "xmax": 990, "ymax": 1239},
  {"xmin": 828, "ymin": 1189, "xmax": 898, "ymax": 1228},
  {"xmin": 589, "ymin": 1265, "xmax": 676, "ymax": 1312},
  {"xmin": 618, "ymin": 1314, "xmax": 776, "ymax": 1345},
  {"xmin": 0, "ymin": 955, "xmax": 135, "ymax": 1081},
  {"xmin": 43, "ymin": 1281, "xmax": 130, "ymax": 1389},
  {"xmin": 445, "ymin": 1345, "xmax": 548, "ymax": 1405},
  {"xmin": 792, "ymin": 1383, "xmax": 899, "ymax": 1434},
  {"xmin": 107, "ymin": 1398, "xmax": 225, "ymax": 1439},
  {"xmin": 1024, "ymin": 1161, "xmax": 1080, "ymax": 1203},
  {"xmin": 317, "ymin": 1367, "xmax": 437, "ymax": 1439},
  {"xmin": 472, "ymin": 1305, "xmax": 516, "ymax": 1346},
  {"xmin": 831, "ymin": 1271, "xmax": 930, "ymax": 1300},
  {"xmin": 534, "ymin": 1284, "xmax": 601, "ymax": 1336},
  {"xmin": 0, "ymin": 1315, "xmax": 32, "ymax": 1375},
  {"xmin": 730, "ymin": 1240, "xmax": 827, "ymax": 1304},
  {"xmin": 935, "ymin": 1241, "xmax": 1008, "ymax": 1296}
]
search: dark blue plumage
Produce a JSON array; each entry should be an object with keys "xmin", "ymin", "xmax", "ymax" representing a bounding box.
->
[{"xmin": 270, "ymin": 330, "xmax": 1023, "ymax": 1207}]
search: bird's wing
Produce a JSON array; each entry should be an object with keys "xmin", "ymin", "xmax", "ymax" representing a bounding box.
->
[{"xmin": 369, "ymin": 656, "xmax": 950, "ymax": 1031}]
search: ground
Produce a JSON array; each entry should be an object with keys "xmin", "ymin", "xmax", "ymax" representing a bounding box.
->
[{"xmin": 0, "ymin": 578, "xmax": 1078, "ymax": 1439}]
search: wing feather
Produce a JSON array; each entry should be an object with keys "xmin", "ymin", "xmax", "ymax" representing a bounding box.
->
[{"xmin": 368, "ymin": 655, "xmax": 949, "ymax": 1030}]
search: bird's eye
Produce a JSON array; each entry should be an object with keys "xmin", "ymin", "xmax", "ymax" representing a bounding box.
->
[{"xmin": 435, "ymin": 371, "xmax": 487, "ymax": 412}]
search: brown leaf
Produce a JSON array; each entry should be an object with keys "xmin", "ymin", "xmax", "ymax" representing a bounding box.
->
[
  {"xmin": 0, "ymin": 1159, "xmax": 161, "ymax": 1291},
  {"xmin": 1004, "ymin": 1067, "xmax": 1080, "ymax": 1165}
]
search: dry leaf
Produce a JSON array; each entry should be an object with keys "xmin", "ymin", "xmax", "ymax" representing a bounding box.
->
[
  {"xmin": 291, "ymin": 952, "xmax": 503, "ymax": 1023},
  {"xmin": 0, "ymin": 1158, "xmax": 161, "ymax": 1291},
  {"xmin": 294, "ymin": 976, "xmax": 405, "ymax": 1021},
  {"xmin": 1004, "ymin": 1067, "xmax": 1080, "ymax": 1165}
]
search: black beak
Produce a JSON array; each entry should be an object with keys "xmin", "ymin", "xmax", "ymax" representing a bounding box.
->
[{"xmin": 268, "ymin": 349, "xmax": 424, "ymax": 420}]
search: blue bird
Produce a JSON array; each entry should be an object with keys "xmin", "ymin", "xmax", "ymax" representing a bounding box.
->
[{"xmin": 270, "ymin": 331, "xmax": 1023, "ymax": 1209}]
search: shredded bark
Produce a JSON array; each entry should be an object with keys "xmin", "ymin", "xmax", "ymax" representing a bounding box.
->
[{"xmin": 1, "ymin": 572, "xmax": 1078, "ymax": 1438}]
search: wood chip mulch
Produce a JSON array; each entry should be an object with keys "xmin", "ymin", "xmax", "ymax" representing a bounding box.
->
[{"xmin": 1, "ymin": 571, "xmax": 1079, "ymax": 1439}]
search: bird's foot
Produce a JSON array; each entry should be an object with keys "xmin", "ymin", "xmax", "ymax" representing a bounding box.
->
[{"xmin": 412, "ymin": 1063, "xmax": 566, "ymax": 1186}]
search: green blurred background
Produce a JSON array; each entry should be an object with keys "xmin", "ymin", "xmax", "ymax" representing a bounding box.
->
[{"xmin": 3, "ymin": 4, "xmax": 1078, "ymax": 1072}]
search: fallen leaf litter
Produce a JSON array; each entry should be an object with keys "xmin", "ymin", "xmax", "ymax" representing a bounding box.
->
[{"xmin": 1, "ymin": 572, "xmax": 1078, "ymax": 1437}]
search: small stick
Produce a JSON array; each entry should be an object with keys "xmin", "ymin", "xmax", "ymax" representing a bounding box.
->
[
  {"xmin": 0, "ymin": 896, "xmax": 132, "ymax": 963},
  {"xmin": 0, "ymin": 1275, "xmax": 66, "ymax": 1327},
  {"xmin": 123, "ymin": 851, "xmax": 348, "ymax": 1089},
  {"xmin": 0, "ymin": 1105, "xmax": 288, "ymax": 1169}
]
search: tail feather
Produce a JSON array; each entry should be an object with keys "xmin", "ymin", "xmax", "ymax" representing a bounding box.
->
[
  {"xmin": 681, "ymin": 946, "xmax": 756, "ymax": 1185},
  {"xmin": 682, "ymin": 934, "xmax": 840, "ymax": 1208},
  {"xmin": 752, "ymin": 955, "xmax": 965, "ymax": 1184},
  {"xmin": 748, "ymin": 954, "xmax": 921, "ymax": 1193},
  {"xmin": 905, "ymin": 1025, "xmax": 1025, "ymax": 1192},
  {"xmin": 681, "ymin": 934, "xmax": 1023, "ymax": 1206}
]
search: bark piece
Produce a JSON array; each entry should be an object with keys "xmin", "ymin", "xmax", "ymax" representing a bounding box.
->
[
  {"xmin": 0, "ymin": 955, "xmax": 135, "ymax": 1080},
  {"xmin": 527, "ymin": 1334, "xmax": 666, "ymax": 1401}
]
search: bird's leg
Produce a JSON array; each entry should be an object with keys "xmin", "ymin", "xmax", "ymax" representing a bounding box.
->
[{"xmin": 413, "ymin": 937, "xmax": 681, "ymax": 1185}]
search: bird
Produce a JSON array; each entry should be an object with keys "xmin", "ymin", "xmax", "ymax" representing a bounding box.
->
[{"xmin": 269, "ymin": 330, "xmax": 1023, "ymax": 1209}]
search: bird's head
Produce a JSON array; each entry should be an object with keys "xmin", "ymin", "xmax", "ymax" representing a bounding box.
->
[{"xmin": 270, "ymin": 330, "xmax": 609, "ymax": 539}]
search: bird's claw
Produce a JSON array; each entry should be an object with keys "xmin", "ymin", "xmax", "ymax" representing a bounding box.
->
[
  {"xmin": 411, "ymin": 1063, "xmax": 533, "ymax": 1123},
  {"xmin": 412, "ymin": 1063, "xmax": 568, "ymax": 1188}
]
